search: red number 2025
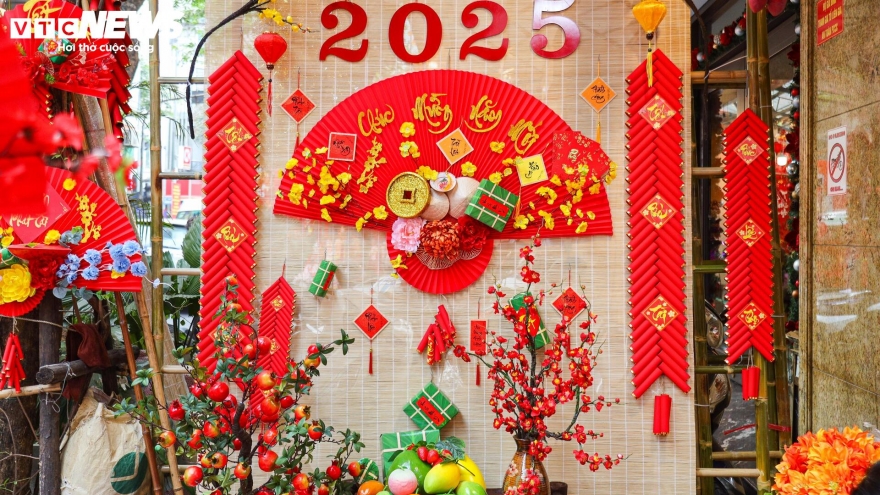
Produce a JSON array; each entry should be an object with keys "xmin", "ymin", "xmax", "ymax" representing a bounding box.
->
[{"xmin": 318, "ymin": 1, "xmax": 580, "ymax": 63}]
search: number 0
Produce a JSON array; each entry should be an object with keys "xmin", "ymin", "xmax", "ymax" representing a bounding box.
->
[{"xmin": 388, "ymin": 3, "xmax": 443, "ymax": 63}]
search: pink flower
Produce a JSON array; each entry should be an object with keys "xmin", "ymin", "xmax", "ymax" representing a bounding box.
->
[{"xmin": 391, "ymin": 217, "xmax": 425, "ymax": 253}]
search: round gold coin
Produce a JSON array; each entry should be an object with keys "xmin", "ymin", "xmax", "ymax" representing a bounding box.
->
[{"xmin": 386, "ymin": 172, "xmax": 431, "ymax": 218}]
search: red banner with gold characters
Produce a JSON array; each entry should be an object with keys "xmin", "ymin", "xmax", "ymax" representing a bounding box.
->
[
  {"xmin": 625, "ymin": 49, "xmax": 690, "ymax": 398},
  {"xmin": 198, "ymin": 51, "xmax": 263, "ymax": 372},
  {"xmin": 722, "ymin": 109, "xmax": 775, "ymax": 363}
]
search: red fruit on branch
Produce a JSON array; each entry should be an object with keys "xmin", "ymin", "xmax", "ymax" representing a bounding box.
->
[
  {"xmin": 307, "ymin": 422, "xmax": 323, "ymax": 440},
  {"xmin": 203, "ymin": 421, "xmax": 220, "ymax": 439},
  {"xmin": 243, "ymin": 343, "xmax": 257, "ymax": 360},
  {"xmin": 168, "ymin": 400, "xmax": 185, "ymax": 421},
  {"xmin": 294, "ymin": 404, "xmax": 311, "ymax": 422},
  {"xmin": 262, "ymin": 427, "xmax": 279, "ymax": 446},
  {"xmin": 417, "ymin": 446, "xmax": 428, "ymax": 461},
  {"xmin": 182, "ymin": 466, "xmax": 203, "ymax": 487},
  {"xmin": 157, "ymin": 431, "xmax": 176, "ymax": 448},
  {"xmin": 258, "ymin": 449, "xmax": 279, "ymax": 472},
  {"xmin": 318, "ymin": 484, "xmax": 330, "ymax": 495},
  {"xmin": 210, "ymin": 452, "xmax": 228, "ymax": 469},
  {"xmin": 233, "ymin": 438, "xmax": 242, "ymax": 450},
  {"xmin": 292, "ymin": 473, "xmax": 310, "ymax": 491},
  {"xmin": 426, "ymin": 449, "xmax": 439, "ymax": 465},
  {"xmin": 256, "ymin": 336, "xmax": 272, "ymax": 355},
  {"xmin": 199, "ymin": 454, "xmax": 213, "ymax": 469},
  {"xmin": 348, "ymin": 461, "xmax": 362, "ymax": 477},
  {"xmin": 280, "ymin": 395, "xmax": 295, "ymax": 409},
  {"xmin": 189, "ymin": 382, "xmax": 205, "ymax": 398},
  {"xmin": 207, "ymin": 381, "xmax": 230, "ymax": 402},
  {"xmin": 255, "ymin": 371, "xmax": 277, "ymax": 391},
  {"xmin": 225, "ymin": 275, "xmax": 238, "ymax": 286},
  {"xmin": 234, "ymin": 462, "xmax": 251, "ymax": 479},
  {"xmin": 187, "ymin": 430, "xmax": 203, "ymax": 450},
  {"xmin": 326, "ymin": 461, "xmax": 341, "ymax": 480},
  {"xmin": 307, "ymin": 344, "xmax": 319, "ymax": 356}
]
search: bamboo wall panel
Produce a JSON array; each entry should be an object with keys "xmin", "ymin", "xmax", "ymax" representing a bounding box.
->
[{"xmin": 204, "ymin": 1, "xmax": 694, "ymax": 492}]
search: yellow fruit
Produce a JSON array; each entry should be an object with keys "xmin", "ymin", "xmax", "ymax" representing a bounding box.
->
[
  {"xmin": 456, "ymin": 456, "xmax": 486, "ymax": 488},
  {"xmin": 358, "ymin": 480, "xmax": 386, "ymax": 495},
  {"xmin": 423, "ymin": 463, "xmax": 461, "ymax": 494}
]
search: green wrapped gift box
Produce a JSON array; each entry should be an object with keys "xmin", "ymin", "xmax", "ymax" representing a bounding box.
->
[
  {"xmin": 403, "ymin": 383, "xmax": 460, "ymax": 431},
  {"xmin": 380, "ymin": 429, "xmax": 440, "ymax": 471},
  {"xmin": 510, "ymin": 292, "xmax": 549, "ymax": 349},
  {"xmin": 465, "ymin": 179, "xmax": 519, "ymax": 232},
  {"xmin": 356, "ymin": 457, "xmax": 380, "ymax": 484},
  {"xmin": 309, "ymin": 260, "xmax": 337, "ymax": 297}
]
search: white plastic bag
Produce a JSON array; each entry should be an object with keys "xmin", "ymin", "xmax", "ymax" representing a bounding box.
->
[{"xmin": 61, "ymin": 389, "xmax": 151, "ymax": 495}]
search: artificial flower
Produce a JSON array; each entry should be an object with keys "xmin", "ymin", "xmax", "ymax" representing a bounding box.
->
[
  {"xmin": 400, "ymin": 141, "xmax": 420, "ymax": 158},
  {"xmin": 131, "ymin": 261, "xmax": 148, "ymax": 277},
  {"xmin": 549, "ymin": 175, "xmax": 562, "ymax": 186},
  {"xmin": 84, "ymin": 249, "xmax": 103, "ymax": 266},
  {"xmin": 588, "ymin": 181, "xmax": 602, "ymax": 195},
  {"xmin": 538, "ymin": 210, "xmax": 555, "ymax": 230},
  {"xmin": 372, "ymin": 205, "xmax": 388, "ymax": 220},
  {"xmin": 336, "ymin": 172, "xmax": 352, "ymax": 185},
  {"xmin": 587, "ymin": 211, "xmax": 596, "ymax": 220},
  {"xmin": 461, "ymin": 161, "xmax": 477, "ymax": 177},
  {"xmin": 63, "ymin": 178, "xmax": 77, "ymax": 191},
  {"xmin": 43, "ymin": 230, "xmax": 60, "ymax": 244},
  {"xmin": 285, "ymin": 158, "xmax": 298, "ymax": 170},
  {"xmin": 109, "ymin": 244, "xmax": 125, "ymax": 260},
  {"xmin": 317, "ymin": 166, "xmax": 340, "ymax": 194},
  {"xmin": 339, "ymin": 195, "xmax": 352, "ymax": 209},
  {"xmin": 419, "ymin": 220, "xmax": 460, "ymax": 261},
  {"xmin": 416, "ymin": 165, "xmax": 438, "ymax": 181},
  {"xmin": 320, "ymin": 208, "xmax": 333, "ymax": 222},
  {"xmin": 575, "ymin": 222, "xmax": 588, "ymax": 234},
  {"xmin": 536, "ymin": 186, "xmax": 558, "ymax": 205},
  {"xmin": 355, "ymin": 216, "xmax": 369, "ymax": 232},
  {"xmin": 391, "ymin": 217, "xmax": 425, "ymax": 253},
  {"xmin": 320, "ymin": 195, "xmax": 336, "ymax": 205},
  {"xmin": 82, "ymin": 266, "xmax": 100, "ymax": 281},
  {"xmin": 605, "ymin": 161, "xmax": 618, "ymax": 184},
  {"xmin": 513, "ymin": 215, "xmax": 530, "ymax": 230},
  {"xmin": 122, "ymin": 240, "xmax": 141, "ymax": 256},
  {"xmin": 503, "ymin": 167, "xmax": 513, "ymax": 177},
  {"xmin": 0, "ymin": 264, "xmax": 36, "ymax": 304},
  {"xmin": 490, "ymin": 141, "xmax": 505, "ymax": 153},
  {"xmin": 315, "ymin": 147, "xmax": 328, "ymax": 154},
  {"xmin": 390, "ymin": 254, "xmax": 407, "ymax": 271},
  {"xmin": 288, "ymin": 183, "xmax": 305, "ymax": 205},
  {"xmin": 488, "ymin": 172, "xmax": 503, "ymax": 184},
  {"xmin": 457, "ymin": 216, "xmax": 490, "ymax": 252},
  {"xmin": 400, "ymin": 122, "xmax": 416, "ymax": 137},
  {"xmin": 112, "ymin": 257, "xmax": 131, "ymax": 273},
  {"xmin": 1, "ymin": 227, "xmax": 14, "ymax": 248}
]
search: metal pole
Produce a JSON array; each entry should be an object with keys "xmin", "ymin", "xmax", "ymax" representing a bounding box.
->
[{"xmin": 746, "ymin": 9, "xmax": 773, "ymax": 495}]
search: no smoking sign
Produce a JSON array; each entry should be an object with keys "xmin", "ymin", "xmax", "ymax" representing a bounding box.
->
[{"xmin": 827, "ymin": 126, "xmax": 847, "ymax": 196}]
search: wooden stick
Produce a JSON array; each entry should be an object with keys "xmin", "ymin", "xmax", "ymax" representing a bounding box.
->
[
  {"xmin": 114, "ymin": 293, "xmax": 163, "ymax": 495},
  {"xmin": 38, "ymin": 296, "xmax": 62, "ymax": 495},
  {"xmin": 35, "ymin": 348, "xmax": 137, "ymax": 385},
  {"xmin": 0, "ymin": 383, "xmax": 61, "ymax": 400}
]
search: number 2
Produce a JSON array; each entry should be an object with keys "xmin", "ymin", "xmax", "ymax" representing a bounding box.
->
[
  {"xmin": 319, "ymin": 2, "xmax": 369, "ymax": 62},
  {"xmin": 459, "ymin": 1, "xmax": 509, "ymax": 61},
  {"xmin": 531, "ymin": 0, "xmax": 580, "ymax": 59}
]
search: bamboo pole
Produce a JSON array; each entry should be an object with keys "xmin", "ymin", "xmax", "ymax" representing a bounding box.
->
[
  {"xmin": 746, "ymin": 9, "xmax": 773, "ymax": 495},
  {"xmin": 115, "ymin": 293, "xmax": 162, "ymax": 495},
  {"xmin": 0, "ymin": 384, "xmax": 61, "ymax": 400},
  {"xmin": 38, "ymin": 296, "xmax": 62, "ymax": 495},
  {"xmin": 756, "ymin": 9, "xmax": 793, "ymax": 449}
]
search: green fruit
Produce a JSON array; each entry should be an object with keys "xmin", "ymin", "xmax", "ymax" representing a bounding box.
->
[
  {"xmin": 423, "ymin": 463, "xmax": 461, "ymax": 494},
  {"xmin": 377, "ymin": 492, "xmax": 393, "ymax": 495},
  {"xmin": 456, "ymin": 456, "xmax": 486, "ymax": 488},
  {"xmin": 389, "ymin": 450, "xmax": 431, "ymax": 494},
  {"xmin": 456, "ymin": 481, "xmax": 488, "ymax": 495}
]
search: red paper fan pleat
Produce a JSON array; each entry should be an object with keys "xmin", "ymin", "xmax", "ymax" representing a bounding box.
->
[
  {"xmin": 198, "ymin": 51, "xmax": 262, "ymax": 373},
  {"xmin": 274, "ymin": 70, "xmax": 613, "ymax": 239},
  {"xmin": 387, "ymin": 236, "xmax": 494, "ymax": 295},
  {"xmin": 625, "ymin": 50, "xmax": 690, "ymax": 399},
  {"xmin": 0, "ymin": 289, "xmax": 45, "ymax": 317}
]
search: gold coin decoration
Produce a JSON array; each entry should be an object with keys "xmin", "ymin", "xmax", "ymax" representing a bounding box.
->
[{"xmin": 386, "ymin": 172, "xmax": 430, "ymax": 218}]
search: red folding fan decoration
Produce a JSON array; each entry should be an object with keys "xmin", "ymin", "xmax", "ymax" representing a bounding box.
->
[
  {"xmin": 0, "ymin": 169, "xmax": 144, "ymax": 317},
  {"xmin": 2, "ymin": 0, "xmax": 125, "ymax": 115},
  {"xmin": 274, "ymin": 70, "xmax": 616, "ymax": 294},
  {"xmin": 256, "ymin": 270, "xmax": 296, "ymax": 376},
  {"xmin": 197, "ymin": 51, "xmax": 263, "ymax": 372},
  {"xmin": 722, "ymin": 109, "xmax": 775, "ymax": 363},
  {"xmin": 625, "ymin": 49, "xmax": 690, "ymax": 398}
]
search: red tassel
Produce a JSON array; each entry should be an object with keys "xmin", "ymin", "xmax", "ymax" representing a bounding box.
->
[
  {"xmin": 267, "ymin": 76, "xmax": 273, "ymax": 117},
  {"xmin": 369, "ymin": 346, "xmax": 373, "ymax": 375},
  {"xmin": 476, "ymin": 363, "xmax": 481, "ymax": 386}
]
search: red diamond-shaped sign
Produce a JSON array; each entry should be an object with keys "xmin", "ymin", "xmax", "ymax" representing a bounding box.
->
[
  {"xmin": 354, "ymin": 304, "xmax": 388, "ymax": 340},
  {"xmin": 281, "ymin": 89, "xmax": 316, "ymax": 124},
  {"xmin": 737, "ymin": 302, "xmax": 767, "ymax": 331},
  {"xmin": 735, "ymin": 136, "xmax": 762, "ymax": 165},
  {"xmin": 217, "ymin": 117, "xmax": 253, "ymax": 153},
  {"xmin": 639, "ymin": 95, "xmax": 676, "ymax": 130},
  {"xmin": 213, "ymin": 217, "xmax": 248, "ymax": 253},
  {"xmin": 736, "ymin": 218, "xmax": 766, "ymax": 247},
  {"xmin": 642, "ymin": 295, "xmax": 678, "ymax": 331},
  {"xmin": 552, "ymin": 287, "xmax": 587, "ymax": 321},
  {"xmin": 640, "ymin": 193, "xmax": 677, "ymax": 229}
]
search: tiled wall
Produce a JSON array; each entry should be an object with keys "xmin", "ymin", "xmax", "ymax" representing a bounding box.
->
[{"xmin": 809, "ymin": 0, "xmax": 880, "ymax": 431}]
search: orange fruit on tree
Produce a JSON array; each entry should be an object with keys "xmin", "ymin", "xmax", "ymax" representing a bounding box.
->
[{"xmin": 357, "ymin": 480, "xmax": 386, "ymax": 495}]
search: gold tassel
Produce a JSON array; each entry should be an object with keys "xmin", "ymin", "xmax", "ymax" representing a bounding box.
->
[
  {"xmin": 648, "ymin": 50, "xmax": 654, "ymax": 88},
  {"xmin": 596, "ymin": 119, "xmax": 602, "ymax": 144},
  {"xmin": 632, "ymin": 0, "xmax": 667, "ymax": 89}
]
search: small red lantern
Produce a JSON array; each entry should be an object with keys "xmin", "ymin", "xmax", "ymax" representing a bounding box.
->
[
  {"xmin": 742, "ymin": 366, "xmax": 760, "ymax": 401},
  {"xmin": 653, "ymin": 394, "xmax": 671, "ymax": 436},
  {"xmin": 254, "ymin": 32, "xmax": 288, "ymax": 116}
]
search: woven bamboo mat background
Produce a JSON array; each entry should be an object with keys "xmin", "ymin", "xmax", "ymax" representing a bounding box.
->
[{"xmin": 203, "ymin": 0, "xmax": 694, "ymax": 491}]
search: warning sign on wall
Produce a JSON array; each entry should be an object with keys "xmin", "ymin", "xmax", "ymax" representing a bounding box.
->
[
  {"xmin": 818, "ymin": 0, "xmax": 844, "ymax": 45},
  {"xmin": 826, "ymin": 126, "xmax": 847, "ymax": 196}
]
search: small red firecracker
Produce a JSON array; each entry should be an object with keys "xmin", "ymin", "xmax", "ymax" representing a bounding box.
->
[
  {"xmin": 0, "ymin": 332, "xmax": 25, "ymax": 393},
  {"xmin": 741, "ymin": 366, "xmax": 760, "ymax": 401},
  {"xmin": 253, "ymin": 32, "xmax": 288, "ymax": 116},
  {"xmin": 653, "ymin": 394, "xmax": 671, "ymax": 436},
  {"xmin": 417, "ymin": 305, "xmax": 457, "ymax": 366}
]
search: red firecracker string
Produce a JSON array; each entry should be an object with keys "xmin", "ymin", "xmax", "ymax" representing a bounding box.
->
[
  {"xmin": 256, "ymin": 267, "xmax": 296, "ymax": 376},
  {"xmin": 625, "ymin": 49, "xmax": 690, "ymax": 399},
  {"xmin": 722, "ymin": 109, "xmax": 775, "ymax": 364},
  {"xmin": 0, "ymin": 332, "xmax": 25, "ymax": 392},
  {"xmin": 197, "ymin": 51, "xmax": 263, "ymax": 373}
]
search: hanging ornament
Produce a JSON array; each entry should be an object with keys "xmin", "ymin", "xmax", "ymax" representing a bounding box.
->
[
  {"xmin": 653, "ymin": 394, "xmax": 671, "ymax": 436},
  {"xmin": 309, "ymin": 260, "xmax": 337, "ymax": 297},
  {"xmin": 580, "ymin": 58, "xmax": 615, "ymax": 143},
  {"xmin": 792, "ymin": 259, "xmax": 800, "ymax": 272},
  {"xmin": 254, "ymin": 32, "xmax": 288, "ymax": 117},
  {"xmin": 354, "ymin": 291, "xmax": 388, "ymax": 375},
  {"xmin": 256, "ymin": 266, "xmax": 296, "ymax": 376},
  {"xmin": 786, "ymin": 163, "xmax": 798, "ymax": 176},
  {"xmin": 631, "ymin": 0, "xmax": 667, "ymax": 87},
  {"xmin": 470, "ymin": 301, "xmax": 487, "ymax": 386},
  {"xmin": 0, "ymin": 328, "xmax": 25, "ymax": 392},
  {"xmin": 280, "ymin": 68, "xmax": 315, "ymax": 149},
  {"xmin": 417, "ymin": 305, "xmax": 457, "ymax": 366},
  {"xmin": 741, "ymin": 366, "xmax": 760, "ymax": 400}
]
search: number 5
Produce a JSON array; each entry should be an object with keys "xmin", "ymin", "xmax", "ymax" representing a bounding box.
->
[{"xmin": 531, "ymin": 0, "xmax": 580, "ymax": 59}]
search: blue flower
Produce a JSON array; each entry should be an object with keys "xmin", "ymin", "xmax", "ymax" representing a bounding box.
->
[
  {"xmin": 84, "ymin": 249, "xmax": 102, "ymax": 266},
  {"xmin": 108, "ymin": 244, "xmax": 125, "ymax": 260},
  {"xmin": 66, "ymin": 254, "xmax": 81, "ymax": 267},
  {"xmin": 111, "ymin": 257, "xmax": 131, "ymax": 273},
  {"xmin": 82, "ymin": 266, "xmax": 100, "ymax": 281},
  {"xmin": 65, "ymin": 272, "xmax": 78, "ymax": 285},
  {"xmin": 122, "ymin": 240, "xmax": 141, "ymax": 256},
  {"xmin": 106, "ymin": 241, "xmax": 113, "ymax": 249},
  {"xmin": 130, "ymin": 261, "xmax": 147, "ymax": 277}
]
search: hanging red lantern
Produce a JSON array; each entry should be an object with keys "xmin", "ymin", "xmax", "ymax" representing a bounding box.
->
[
  {"xmin": 742, "ymin": 366, "xmax": 760, "ymax": 401},
  {"xmin": 653, "ymin": 394, "xmax": 671, "ymax": 436},
  {"xmin": 254, "ymin": 32, "xmax": 288, "ymax": 116}
]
